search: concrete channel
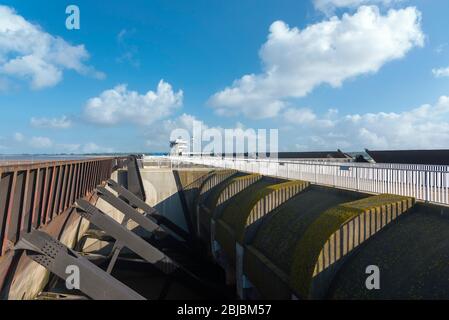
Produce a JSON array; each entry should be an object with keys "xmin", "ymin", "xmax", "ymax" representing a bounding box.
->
[{"xmin": 0, "ymin": 156, "xmax": 448, "ymax": 300}]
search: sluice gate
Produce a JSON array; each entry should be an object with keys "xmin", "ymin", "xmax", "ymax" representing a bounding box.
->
[
  {"xmin": 0, "ymin": 156, "xmax": 231, "ymax": 300},
  {"xmin": 2, "ymin": 155, "xmax": 449, "ymax": 300}
]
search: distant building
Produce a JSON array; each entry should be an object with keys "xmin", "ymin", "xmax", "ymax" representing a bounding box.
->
[
  {"xmin": 366, "ymin": 149, "xmax": 449, "ymax": 165},
  {"xmin": 169, "ymin": 138, "xmax": 188, "ymax": 156}
]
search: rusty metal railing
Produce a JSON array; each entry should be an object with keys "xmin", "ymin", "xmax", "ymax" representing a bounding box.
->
[{"xmin": 0, "ymin": 157, "xmax": 128, "ymax": 256}]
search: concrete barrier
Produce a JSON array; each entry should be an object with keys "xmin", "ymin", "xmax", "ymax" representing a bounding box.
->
[
  {"xmin": 243, "ymin": 186, "xmax": 367, "ymax": 299},
  {"xmin": 195, "ymin": 170, "xmax": 236, "ymax": 238},
  {"xmin": 235, "ymin": 180, "xmax": 309, "ymax": 298},
  {"xmin": 291, "ymin": 194, "xmax": 415, "ymax": 299}
]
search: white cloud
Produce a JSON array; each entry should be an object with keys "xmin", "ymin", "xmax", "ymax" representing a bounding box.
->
[
  {"xmin": 282, "ymin": 95, "xmax": 449, "ymax": 150},
  {"xmin": 432, "ymin": 67, "xmax": 449, "ymax": 78},
  {"xmin": 58, "ymin": 143, "xmax": 81, "ymax": 153},
  {"xmin": 283, "ymin": 108, "xmax": 317, "ymax": 124},
  {"xmin": 313, "ymin": 0, "xmax": 404, "ymax": 14},
  {"xmin": 116, "ymin": 28, "xmax": 140, "ymax": 67},
  {"xmin": 0, "ymin": 5, "xmax": 103, "ymax": 89},
  {"xmin": 30, "ymin": 116, "xmax": 72, "ymax": 129},
  {"xmin": 209, "ymin": 6, "xmax": 423, "ymax": 119},
  {"xmin": 144, "ymin": 113, "xmax": 206, "ymax": 150},
  {"xmin": 14, "ymin": 132, "xmax": 24, "ymax": 142},
  {"xmin": 83, "ymin": 80, "xmax": 183, "ymax": 126},
  {"xmin": 82, "ymin": 142, "xmax": 114, "ymax": 154},
  {"xmin": 46, "ymin": 142, "xmax": 113, "ymax": 154},
  {"xmin": 30, "ymin": 136, "xmax": 53, "ymax": 148},
  {"xmin": 144, "ymin": 113, "xmax": 261, "ymax": 152}
]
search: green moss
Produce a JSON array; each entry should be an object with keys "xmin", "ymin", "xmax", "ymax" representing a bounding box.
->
[
  {"xmin": 215, "ymin": 219, "xmax": 236, "ymax": 262},
  {"xmin": 341, "ymin": 194, "xmax": 412, "ymax": 211},
  {"xmin": 329, "ymin": 207, "xmax": 449, "ymax": 299},
  {"xmin": 243, "ymin": 245, "xmax": 292, "ymax": 299},
  {"xmin": 290, "ymin": 194, "xmax": 414, "ymax": 298},
  {"xmin": 252, "ymin": 187, "xmax": 364, "ymax": 274},
  {"xmin": 176, "ymin": 170, "xmax": 213, "ymax": 190},
  {"xmin": 203, "ymin": 173, "xmax": 259, "ymax": 211},
  {"xmin": 221, "ymin": 180, "xmax": 308, "ymax": 243},
  {"xmin": 216, "ymin": 178, "xmax": 278, "ymax": 261},
  {"xmin": 221, "ymin": 179, "xmax": 280, "ymax": 242}
]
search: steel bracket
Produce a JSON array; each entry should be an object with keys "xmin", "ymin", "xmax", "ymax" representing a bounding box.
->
[
  {"xmin": 106, "ymin": 179, "xmax": 190, "ymax": 241},
  {"xmin": 14, "ymin": 230, "xmax": 145, "ymax": 300},
  {"xmin": 75, "ymin": 199, "xmax": 178, "ymax": 275}
]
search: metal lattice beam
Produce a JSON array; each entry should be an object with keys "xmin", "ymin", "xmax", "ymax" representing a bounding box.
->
[
  {"xmin": 15, "ymin": 230, "xmax": 145, "ymax": 300},
  {"xmin": 75, "ymin": 199, "xmax": 178, "ymax": 275},
  {"xmin": 106, "ymin": 179, "xmax": 190, "ymax": 241}
]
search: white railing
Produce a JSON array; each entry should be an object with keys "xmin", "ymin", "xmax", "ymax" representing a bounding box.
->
[{"xmin": 168, "ymin": 156, "xmax": 449, "ymax": 206}]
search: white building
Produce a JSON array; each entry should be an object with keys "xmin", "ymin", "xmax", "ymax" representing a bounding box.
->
[{"xmin": 169, "ymin": 138, "xmax": 188, "ymax": 156}]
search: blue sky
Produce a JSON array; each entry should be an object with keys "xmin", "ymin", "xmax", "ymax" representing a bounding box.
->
[{"xmin": 0, "ymin": 0, "xmax": 449, "ymax": 153}]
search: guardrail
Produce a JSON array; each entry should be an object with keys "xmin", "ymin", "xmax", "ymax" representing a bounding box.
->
[
  {"xmin": 0, "ymin": 157, "xmax": 128, "ymax": 256},
  {"xmin": 168, "ymin": 156, "xmax": 449, "ymax": 206}
]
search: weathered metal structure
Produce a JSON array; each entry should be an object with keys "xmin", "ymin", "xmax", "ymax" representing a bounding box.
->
[
  {"xmin": 0, "ymin": 155, "xmax": 230, "ymax": 300},
  {"xmin": 0, "ymin": 157, "xmax": 129, "ymax": 298},
  {"xmin": 0, "ymin": 157, "xmax": 126, "ymax": 257}
]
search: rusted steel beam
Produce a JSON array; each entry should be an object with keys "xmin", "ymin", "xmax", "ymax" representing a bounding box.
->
[
  {"xmin": 51, "ymin": 166, "xmax": 63, "ymax": 220},
  {"xmin": 61, "ymin": 164, "xmax": 72, "ymax": 212},
  {"xmin": 70, "ymin": 164, "xmax": 79, "ymax": 205},
  {"xmin": 75, "ymin": 163, "xmax": 81, "ymax": 200},
  {"xmin": 2, "ymin": 171, "xmax": 17, "ymax": 254},
  {"xmin": 0, "ymin": 157, "xmax": 124, "ymax": 172},
  {"xmin": 59, "ymin": 165, "xmax": 67, "ymax": 213},
  {"xmin": 19, "ymin": 169, "xmax": 32, "ymax": 236},
  {"xmin": 31, "ymin": 169, "xmax": 42, "ymax": 229},
  {"xmin": 81, "ymin": 162, "xmax": 88, "ymax": 197},
  {"xmin": 0, "ymin": 157, "xmax": 127, "ymax": 257},
  {"xmin": 40, "ymin": 167, "xmax": 50, "ymax": 227},
  {"xmin": 45, "ymin": 166, "xmax": 56, "ymax": 225}
]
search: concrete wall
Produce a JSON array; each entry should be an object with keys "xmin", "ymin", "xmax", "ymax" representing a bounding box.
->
[
  {"xmin": 139, "ymin": 167, "xmax": 210, "ymax": 233},
  {"xmin": 140, "ymin": 168, "xmax": 187, "ymax": 231}
]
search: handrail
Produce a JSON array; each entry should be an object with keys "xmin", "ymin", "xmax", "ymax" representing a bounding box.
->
[{"xmin": 168, "ymin": 156, "xmax": 449, "ymax": 206}]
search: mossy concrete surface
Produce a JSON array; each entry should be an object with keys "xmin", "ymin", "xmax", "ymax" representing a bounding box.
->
[
  {"xmin": 251, "ymin": 186, "xmax": 366, "ymax": 275},
  {"xmin": 243, "ymin": 245, "xmax": 292, "ymax": 300},
  {"xmin": 328, "ymin": 203, "xmax": 449, "ymax": 299},
  {"xmin": 197, "ymin": 172, "xmax": 249, "ymax": 235},
  {"xmin": 215, "ymin": 177, "xmax": 283, "ymax": 263},
  {"xmin": 221, "ymin": 178, "xmax": 294, "ymax": 243},
  {"xmin": 291, "ymin": 194, "xmax": 414, "ymax": 298},
  {"xmin": 202, "ymin": 172, "xmax": 252, "ymax": 212},
  {"xmin": 176, "ymin": 169, "xmax": 212, "ymax": 190},
  {"xmin": 246, "ymin": 180, "xmax": 309, "ymax": 227}
]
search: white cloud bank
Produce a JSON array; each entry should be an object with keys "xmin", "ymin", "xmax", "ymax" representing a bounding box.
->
[
  {"xmin": 209, "ymin": 6, "xmax": 423, "ymax": 119},
  {"xmin": 30, "ymin": 116, "xmax": 72, "ymax": 129},
  {"xmin": 432, "ymin": 67, "xmax": 449, "ymax": 78},
  {"xmin": 84, "ymin": 80, "xmax": 183, "ymax": 126},
  {"xmin": 283, "ymin": 95, "xmax": 449, "ymax": 150},
  {"xmin": 0, "ymin": 5, "xmax": 103, "ymax": 89},
  {"xmin": 313, "ymin": 0, "xmax": 404, "ymax": 14},
  {"xmin": 30, "ymin": 136, "xmax": 53, "ymax": 148}
]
